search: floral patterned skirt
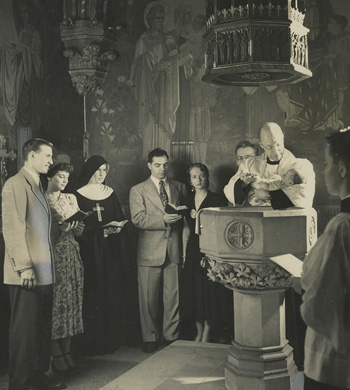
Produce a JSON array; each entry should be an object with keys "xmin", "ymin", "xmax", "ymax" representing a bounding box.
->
[{"xmin": 52, "ymin": 237, "xmax": 84, "ymax": 339}]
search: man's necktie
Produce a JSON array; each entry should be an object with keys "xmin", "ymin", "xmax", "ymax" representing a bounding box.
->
[{"xmin": 159, "ymin": 180, "xmax": 169, "ymax": 208}]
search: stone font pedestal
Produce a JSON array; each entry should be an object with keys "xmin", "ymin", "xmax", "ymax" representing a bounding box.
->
[
  {"xmin": 226, "ymin": 290, "xmax": 296, "ymax": 390},
  {"xmin": 198, "ymin": 207, "xmax": 317, "ymax": 390}
]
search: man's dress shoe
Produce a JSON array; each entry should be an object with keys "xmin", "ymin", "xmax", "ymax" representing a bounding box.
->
[
  {"xmin": 142, "ymin": 341, "xmax": 157, "ymax": 353},
  {"xmin": 34, "ymin": 373, "xmax": 67, "ymax": 390}
]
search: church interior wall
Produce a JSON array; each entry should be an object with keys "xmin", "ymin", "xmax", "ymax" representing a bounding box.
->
[
  {"xmin": 0, "ymin": 0, "xmax": 349, "ymax": 367},
  {"xmin": 1, "ymin": 0, "xmax": 347, "ymax": 219}
]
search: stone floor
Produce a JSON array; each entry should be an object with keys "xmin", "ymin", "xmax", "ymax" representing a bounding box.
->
[
  {"xmin": 102, "ymin": 340, "xmax": 304, "ymax": 390},
  {"xmin": 0, "ymin": 346, "xmax": 149, "ymax": 390},
  {"xmin": 0, "ymin": 340, "xmax": 305, "ymax": 390}
]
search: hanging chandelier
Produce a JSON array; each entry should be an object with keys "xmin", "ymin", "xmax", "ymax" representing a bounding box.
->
[{"xmin": 202, "ymin": 0, "xmax": 312, "ymax": 86}]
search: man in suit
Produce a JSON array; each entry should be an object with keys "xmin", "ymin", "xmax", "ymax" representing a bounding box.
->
[
  {"xmin": 224, "ymin": 140, "xmax": 259, "ymax": 206},
  {"xmin": 2, "ymin": 139, "xmax": 66, "ymax": 390},
  {"xmin": 130, "ymin": 148, "xmax": 187, "ymax": 353}
]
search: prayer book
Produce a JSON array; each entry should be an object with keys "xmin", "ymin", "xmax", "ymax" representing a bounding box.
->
[
  {"xmin": 165, "ymin": 203, "xmax": 188, "ymax": 216},
  {"xmin": 269, "ymin": 254, "xmax": 303, "ymax": 278},
  {"xmin": 64, "ymin": 210, "xmax": 93, "ymax": 224},
  {"xmin": 102, "ymin": 220, "xmax": 128, "ymax": 228}
]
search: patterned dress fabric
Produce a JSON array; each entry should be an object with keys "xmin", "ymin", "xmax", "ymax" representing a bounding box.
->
[{"xmin": 46, "ymin": 192, "xmax": 84, "ymax": 339}]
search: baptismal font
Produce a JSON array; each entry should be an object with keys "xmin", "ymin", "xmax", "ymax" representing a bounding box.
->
[
  {"xmin": 200, "ymin": 1, "xmax": 314, "ymax": 386},
  {"xmin": 198, "ymin": 206, "xmax": 317, "ymax": 389}
]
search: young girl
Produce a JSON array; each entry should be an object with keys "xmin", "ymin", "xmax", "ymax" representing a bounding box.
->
[
  {"xmin": 46, "ymin": 163, "xmax": 84, "ymax": 375},
  {"xmin": 299, "ymin": 129, "xmax": 350, "ymax": 389}
]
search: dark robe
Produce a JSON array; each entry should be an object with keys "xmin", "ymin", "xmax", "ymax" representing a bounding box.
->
[
  {"xmin": 75, "ymin": 156, "xmax": 130, "ymax": 355},
  {"xmin": 180, "ymin": 190, "xmax": 233, "ymax": 340}
]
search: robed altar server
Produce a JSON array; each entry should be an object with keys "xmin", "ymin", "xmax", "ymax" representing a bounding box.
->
[{"xmin": 297, "ymin": 128, "xmax": 350, "ymax": 389}]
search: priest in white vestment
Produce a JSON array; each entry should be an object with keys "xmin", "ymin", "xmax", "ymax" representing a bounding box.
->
[{"xmin": 224, "ymin": 122, "xmax": 315, "ymax": 209}]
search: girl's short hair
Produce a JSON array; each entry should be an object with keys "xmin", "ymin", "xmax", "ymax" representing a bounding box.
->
[{"xmin": 47, "ymin": 162, "xmax": 73, "ymax": 178}]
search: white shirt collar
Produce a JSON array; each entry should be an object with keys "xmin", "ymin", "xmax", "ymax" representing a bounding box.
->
[
  {"xmin": 150, "ymin": 175, "xmax": 167, "ymax": 186},
  {"xmin": 23, "ymin": 166, "xmax": 40, "ymax": 186},
  {"xmin": 150, "ymin": 176, "xmax": 168, "ymax": 193}
]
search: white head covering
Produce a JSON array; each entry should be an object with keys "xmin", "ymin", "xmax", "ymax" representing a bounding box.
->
[{"xmin": 76, "ymin": 155, "xmax": 113, "ymax": 201}]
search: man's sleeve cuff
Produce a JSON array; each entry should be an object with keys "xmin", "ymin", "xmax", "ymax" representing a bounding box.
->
[{"xmin": 18, "ymin": 267, "xmax": 33, "ymax": 273}]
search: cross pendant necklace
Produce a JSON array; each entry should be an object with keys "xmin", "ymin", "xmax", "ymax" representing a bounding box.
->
[{"xmin": 93, "ymin": 202, "xmax": 104, "ymax": 222}]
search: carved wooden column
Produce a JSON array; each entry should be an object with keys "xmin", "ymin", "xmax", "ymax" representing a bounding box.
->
[
  {"xmin": 60, "ymin": 1, "xmax": 117, "ymax": 158},
  {"xmin": 198, "ymin": 207, "xmax": 317, "ymax": 390}
]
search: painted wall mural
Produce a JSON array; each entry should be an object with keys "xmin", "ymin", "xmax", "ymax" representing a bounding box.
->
[
  {"xmin": 85, "ymin": 0, "xmax": 246, "ymax": 202},
  {"xmin": 2, "ymin": 0, "xmax": 349, "ymax": 210}
]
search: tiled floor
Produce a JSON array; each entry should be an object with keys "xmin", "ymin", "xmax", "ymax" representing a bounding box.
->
[
  {"xmin": 101, "ymin": 340, "xmax": 304, "ymax": 390},
  {"xmin": 0, "ymin": 346, "xmax": 149, "ymax": 390}
]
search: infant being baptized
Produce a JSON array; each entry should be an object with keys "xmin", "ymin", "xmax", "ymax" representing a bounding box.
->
[{"xmin": 247, "ymin": 161, "xmax": 307, "ymax": 206}]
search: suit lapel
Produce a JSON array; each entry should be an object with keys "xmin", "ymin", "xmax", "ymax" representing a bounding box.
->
[
  {"xmin": 145, "ymin": 178, "xmax": 164, "ymax": 211},
  {"xmin": 20, "ymin": 168, "xmax": 50, "ymax": 214}
]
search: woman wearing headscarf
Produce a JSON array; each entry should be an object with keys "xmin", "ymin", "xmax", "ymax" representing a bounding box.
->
[{"xmin": 75, "ymin": 155, "xmax": 130, "ymax": 356}]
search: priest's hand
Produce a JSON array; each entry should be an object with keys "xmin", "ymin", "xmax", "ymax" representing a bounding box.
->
[
  {"xmin": 164, "ymin": 213, "xmax": 182, "ymax": 224},
  {"xmin": 252, "ymin": 181, "xmax": 269, "ymax": 190},
  {"xmin": 240, "ymin": 172, "xmax": 256, "ymax": 185},
  {"xmin": 20, "ymin": 268, "xmax": 36, "ymax": 289}
]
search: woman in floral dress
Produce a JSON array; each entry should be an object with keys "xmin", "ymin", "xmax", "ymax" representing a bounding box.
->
[{"xmin": 45, "ymin": 163, "xmax": 84, "ymax": 375}]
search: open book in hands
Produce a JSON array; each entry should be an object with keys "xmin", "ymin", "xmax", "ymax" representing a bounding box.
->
[
  {"xmin": 102, "ymin": 220, "xmax": 128, "ymax": 228},
  {"xmin": 165, "ymin": 203, "xmax": 188, "ymax": 216},
  {"xmin": 64, "ymin": 210, "xmax": 93, "ymax": 224}
]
